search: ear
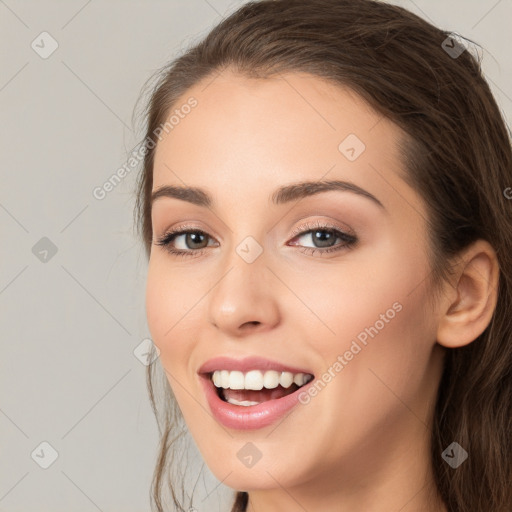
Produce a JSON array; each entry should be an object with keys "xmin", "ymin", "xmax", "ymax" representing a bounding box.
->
[{"xmin": 436, "ymin": 239, "xmax": 500, "ymax": 348}]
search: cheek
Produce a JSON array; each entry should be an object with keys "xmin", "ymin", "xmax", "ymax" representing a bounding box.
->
[
  {"xmin": 289, "ymin": 258, "xmax": 418, "ymax": 347},
  {"xmin": 317, "ymin": 269, "xmax": 436, "ymax": 430},
  {"xmin": 145, "ymin": 259, "xmax": 193, "ymax": 361},
  {"xmin": 302, "ymin": 245, "xmax": 435, "ymax": 395},
  {"xmin": 145, "ymin": 261, "xmax": 168, "ymax": 348},
  {"xmin": 283, "ymin": 267, "xmax": 437, "ymax": 476},
  {"xmin": 145, "ymin": 261, "xmax": 201, "ymax": 416}
]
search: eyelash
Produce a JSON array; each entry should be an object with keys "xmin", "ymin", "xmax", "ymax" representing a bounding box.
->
[{"xmin": 154, "ymin": 220, "xmax": 358, "ymax": 259}]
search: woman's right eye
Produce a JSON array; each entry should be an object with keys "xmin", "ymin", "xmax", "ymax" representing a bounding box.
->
[{"xmin": 155, "ymin": 228, "xmax": 218, "ymax": 257}]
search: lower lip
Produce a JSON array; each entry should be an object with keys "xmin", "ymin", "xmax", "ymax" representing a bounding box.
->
[{"xmin": 199, "ymin": 374, "xmax": 312, "ymax": 430}]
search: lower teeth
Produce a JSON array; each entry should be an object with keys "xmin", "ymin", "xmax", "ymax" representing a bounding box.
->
[
  {"xmin": 218, "ymin": 388, "xmax": 261, "ymax": 406},
  {"xmin": 219, "ymin": 386, "xmax": 301, "ymax": 407},
  {"xmin": 226, "ymin": 397, "xmax": 261, "ymax": 407},
  {"xmin": 215, "ymin": 379, "xmax": 310, "ymax": 406}
]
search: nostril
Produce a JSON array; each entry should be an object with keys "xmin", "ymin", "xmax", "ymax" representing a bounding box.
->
[{"xmin": 239, "ymin": 321, "xmax": 261, "ymax": 330}]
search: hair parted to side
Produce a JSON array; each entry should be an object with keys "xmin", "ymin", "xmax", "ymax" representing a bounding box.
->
[{"xmin": 133, "ymin": 1, "xmax": 512, "ymax": 511}]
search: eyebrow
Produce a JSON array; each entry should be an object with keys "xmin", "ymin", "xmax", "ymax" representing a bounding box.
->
[{"xmin": 151, "ymin": 179, "xmax": 385, "ymax": 211}]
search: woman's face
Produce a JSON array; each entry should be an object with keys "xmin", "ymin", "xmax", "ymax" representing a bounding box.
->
[{"xmin": 146, "ymin": 70, "xmax": 445, "ymax": 499}]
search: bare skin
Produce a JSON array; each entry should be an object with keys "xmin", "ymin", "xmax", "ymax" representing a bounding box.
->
[{"xmin": 146, "ymin": 69, "xmax": 498, "ymax": 512}]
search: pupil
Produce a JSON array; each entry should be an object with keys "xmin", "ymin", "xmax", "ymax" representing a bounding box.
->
[
  {"xmin": 314, "ymin": 230, "xmax": 334, "ymax": 248},
  {"xmin": 187, "ymin": 232, "xmax": 207, "ymax": 249}
]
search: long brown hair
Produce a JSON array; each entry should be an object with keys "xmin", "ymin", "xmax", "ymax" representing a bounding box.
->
[{"xmin": 133, "ymin": 1, "xmax": 512, "ymax": 510}]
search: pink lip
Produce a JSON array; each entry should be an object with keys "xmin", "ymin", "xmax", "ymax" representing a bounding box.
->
[
  {"xmin": 199, "ymin": 374, "xmax": 314, "ymax": 430},
  {"xmin": 197, "ymin": 356, "xmax": 315, "ymax": 430},
  {"xmin": 198, "ymin": 355, "xmax": 313, "ymax": 375}
]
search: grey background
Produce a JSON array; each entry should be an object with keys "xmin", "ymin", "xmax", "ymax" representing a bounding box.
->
[{"xmin": 1, "ymin": 1, "xmax": 510, "ymax": 511}]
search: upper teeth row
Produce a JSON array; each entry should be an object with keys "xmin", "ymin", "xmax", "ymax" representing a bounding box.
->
[{"xmin": 211, "ymin": 370, "xmax": 313, "ymax": 390}]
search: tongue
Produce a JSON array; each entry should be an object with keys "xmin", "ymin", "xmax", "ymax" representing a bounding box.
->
[{"xmin": 223, "ymin": 383, "xmax": 299, "ymax": 403}]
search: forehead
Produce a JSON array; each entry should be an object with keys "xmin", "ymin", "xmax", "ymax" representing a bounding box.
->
[
  {"xmin": 151, "ymin": 69, "xmax": 424, "ymax": 220},
  {"xmin": 154, "ymin": 69, "xmax": 387, "ymax": 170}
]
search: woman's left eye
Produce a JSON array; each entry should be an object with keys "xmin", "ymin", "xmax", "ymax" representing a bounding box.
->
[
  {"xmin": 288, "ymin": 224, "xmax": 357, "ymax": 256},
  {"xmin": 292, "ymin": 228, "xmax": 357, "ymax": 254},
  {"xmin": 154, "ymin": 222, "xmax": 357, "ymax": 258}
]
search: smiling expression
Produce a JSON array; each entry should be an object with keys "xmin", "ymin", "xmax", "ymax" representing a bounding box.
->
[{"xmin": 145, "ymin": 69, "xmax": 445, "ymax": 495}]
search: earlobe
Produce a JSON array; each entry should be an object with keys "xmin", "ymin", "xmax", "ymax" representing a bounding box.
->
[{"xmin": 436, "ymin": 239, "xmax": 500, "ymax": 349}]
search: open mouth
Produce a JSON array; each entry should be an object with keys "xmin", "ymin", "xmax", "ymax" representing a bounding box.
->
[{"xmin": 209, "ymin": 370, "xmax": 314, "ymax": 407}]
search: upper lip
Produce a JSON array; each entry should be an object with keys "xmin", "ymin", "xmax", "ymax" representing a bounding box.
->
[{"xmin": 198, "ymin": 356, "xmax": 314, "ymax": 375}]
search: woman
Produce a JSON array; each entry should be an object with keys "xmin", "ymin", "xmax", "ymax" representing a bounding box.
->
[{"xmin": 134, "ymin": 0, "xmax": 512, "ymax": 510}]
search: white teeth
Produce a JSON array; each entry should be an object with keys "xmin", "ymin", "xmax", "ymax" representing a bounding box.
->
[
  {"xmin": 228, "ymin": 370, "xmax": 245, "ymax": 390},
  {"xmin": 280, "ymin": 371, "xmax": 294, "ymax": 388},
  {"xmin": 220, "ymin": 370, "xmax": 230, "ymax": 388},
  {"xmin": 226, "ymin": 397, "xmax": 261, "ymax": 406},
  {"xmin": 245, "ymin": 370, "xmax": 264, "ymax": 390},
  {"xmin": 263, "ymin": 370, "xmax": 280, "ymax": 389},
  {"xmin": 294, "ymin": 373, "xmax": 306, "ymax": 386},
  {"xmin": 211, "ymin": 369, "xmax": 313, "ymax": 390}
]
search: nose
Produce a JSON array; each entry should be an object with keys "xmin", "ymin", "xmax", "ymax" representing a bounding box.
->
[{"xmin": 207, "ymin": 245, "xmax": 281, "ymax": 336}]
